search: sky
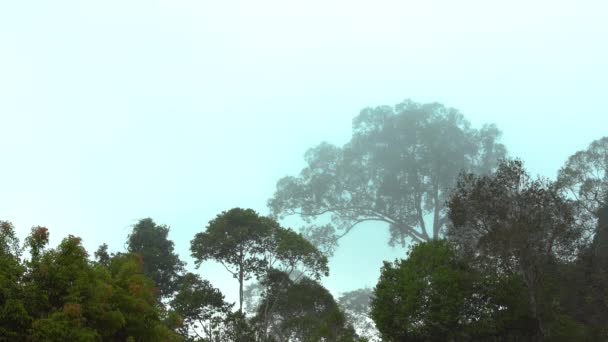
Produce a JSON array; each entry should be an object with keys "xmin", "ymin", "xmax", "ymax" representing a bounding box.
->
[{"xmin": 1, "ymin": 0, "xmax": 607, "ymax": 305}]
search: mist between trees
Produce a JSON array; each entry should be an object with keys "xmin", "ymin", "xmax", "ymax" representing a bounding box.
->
[{"xmin": 1, "ymin": 100, "xmax": 606, "ymax": 341}]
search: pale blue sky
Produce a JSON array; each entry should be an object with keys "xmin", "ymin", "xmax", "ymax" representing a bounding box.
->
[{"xmin": 1, "ymin": 0, "xmax": 607, "ymax": 305}]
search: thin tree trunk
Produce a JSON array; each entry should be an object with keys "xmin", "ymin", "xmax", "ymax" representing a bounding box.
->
[
  {"xmin": 239, "ymin": 248, "xmax": 244, "ymax": 314},
  {"xmin": 432, "ymin": 183, "xmax": 440, "ymax": 239}
]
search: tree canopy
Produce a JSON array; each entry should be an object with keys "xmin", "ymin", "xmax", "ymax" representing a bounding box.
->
[{"xmin": 269, "ymin": 99, "xmax": 506, "ymax": 251}]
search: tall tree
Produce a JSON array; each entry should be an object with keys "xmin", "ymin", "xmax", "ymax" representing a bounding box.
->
[
  {"xmin": 191, "ymin": 208, "xmax": 271, "ymax": 314},
  {"xmin": 126, "ymin": 218, "xmax": 185, "ymax": 299},
  {"xmin": 269, "ymin": 99, "xmax": 506, "ymax": 250},
  {"xmin": 190, "ymin": 208, "xmax": 328, "ymax": 314}
]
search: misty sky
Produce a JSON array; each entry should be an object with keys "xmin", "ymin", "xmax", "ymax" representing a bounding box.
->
[{"xmin": 1, "ymin": 0, "xmax": 607, "ymax": 304}]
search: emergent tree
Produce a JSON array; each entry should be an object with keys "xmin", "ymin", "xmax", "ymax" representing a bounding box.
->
[{"xmin": 269, "ymin": 99, "xmax": 506, "ymax": 251}]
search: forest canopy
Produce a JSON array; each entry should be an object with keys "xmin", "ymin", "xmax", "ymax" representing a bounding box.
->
[{"xmin": 2, "ymin": 100, "xmax": 606, "ymax": 341}]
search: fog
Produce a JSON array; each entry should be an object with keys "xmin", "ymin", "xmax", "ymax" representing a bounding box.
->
[{"xmin": 1, "ymin": 0, "xmax": 607, "ymax": 320}]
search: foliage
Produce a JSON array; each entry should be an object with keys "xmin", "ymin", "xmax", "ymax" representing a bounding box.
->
[{"xmin": 269, "ymin": 99, "xmax": 506, "ymax": 252}]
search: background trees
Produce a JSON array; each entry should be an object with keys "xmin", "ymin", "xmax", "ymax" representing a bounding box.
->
[{"xmin": 269, "ymin": 99, "xmax": 506, "ymax": 251}]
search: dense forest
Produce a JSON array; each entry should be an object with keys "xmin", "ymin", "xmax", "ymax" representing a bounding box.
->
[{"xmin": 1, "ymin": 100, "xmax": 607, "ymax": 341}]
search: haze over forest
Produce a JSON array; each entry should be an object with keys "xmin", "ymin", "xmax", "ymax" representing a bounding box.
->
[{"xmin": 1, "ymin": 1, "xmax": 607, "ymax": 341}]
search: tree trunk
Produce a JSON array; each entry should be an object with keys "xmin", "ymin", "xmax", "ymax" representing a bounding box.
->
[
  {"xmin": 432, "ymin": 183, "xmax": 440, "ymax": 239},
  {"xmin": 522, "ymin": 264, "xmax": 546, "ymax": 341},
  {"xmin": 239, "ymin": 249, "xmax": 244, "ymax": 314}
]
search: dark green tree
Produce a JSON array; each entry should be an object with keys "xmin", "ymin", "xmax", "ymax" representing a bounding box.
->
[
  {"xmin": 0, "ymin": 221, "xmax": 30, "ymax": 341},
  {"xmin": 170, "ymin": 272, "xmax": 232, "ymax": 341},
  {"xmin": 370, "ymin": 239, "xmax": 541, "ymax": 341},
  {"xmin": 370, "ymin": 240, "xmax": 478, "ymax": 341},
  {"xmin": 254, "ymin": 269, "xmax": 362, "ymax": 342},
  {"xmin": 563, "ymin": 198, "xmax": 608, "ymax": 339},
  {"xmin": 94, "ymin": 243, "xmax": 111, "ymax": 267},
  {"xmin": 448, "ymin": 159, "xmax": 585, "ymax": 340},
  {"xmin": 127, "ymin": 218, "xmax": 185, "ymax": 299},
  {"xmin": 269, "ymin": 99, "xmax": 506, "ymax": 251}
]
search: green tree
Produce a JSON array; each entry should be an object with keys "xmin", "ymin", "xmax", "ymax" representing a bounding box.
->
[
  {"xmin": 190, "ymin": 208, "xmax": 328, "ymax": 314},
  {"xmin": 127, "ymin": 218, "xmax": 185, "ymax": 299},
  {"xmin": 269, "ymin": 99, "xmax": 506, "ymax": 251}
]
